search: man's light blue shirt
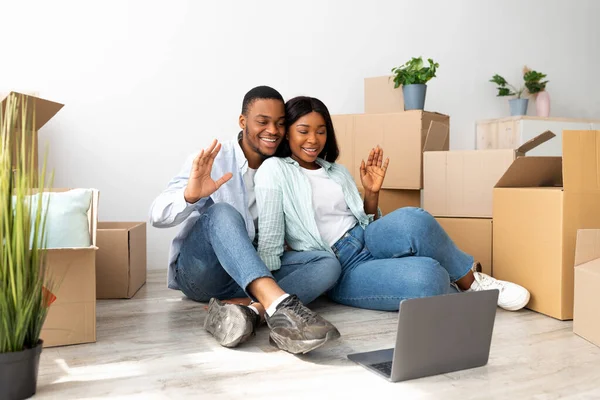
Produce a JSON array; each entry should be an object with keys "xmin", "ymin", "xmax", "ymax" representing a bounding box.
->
[{"xmin": 149, "ymin": 134, "xmax": 255, "ymax": 290}]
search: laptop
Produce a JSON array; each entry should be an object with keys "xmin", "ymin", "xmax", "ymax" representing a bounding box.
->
[{"xmin": 347, "ymin": 289, "xmax": 499, "ymax": 382}]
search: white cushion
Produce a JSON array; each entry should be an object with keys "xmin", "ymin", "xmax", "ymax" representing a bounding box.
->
[{"xmin": 23, "ymin": 189, "xmax": 93, "ymax": 249}]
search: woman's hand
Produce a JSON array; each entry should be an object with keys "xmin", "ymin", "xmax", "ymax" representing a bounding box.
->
[{"xmin": 360, "ymin": 146, "xmax": 390, "ymax": 194}]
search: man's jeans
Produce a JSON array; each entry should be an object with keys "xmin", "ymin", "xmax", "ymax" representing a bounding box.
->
[
  {"xmin": 175, "ymin": 203, "xmax": 341, "ymax": 305},
  {"xmin": 328, "ymin": 207, "xmax": 473, "ymax": 311}
]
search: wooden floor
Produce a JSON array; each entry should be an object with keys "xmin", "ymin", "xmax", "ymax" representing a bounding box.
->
[{"xmin": 36, "ymin": 270, "xmax": 600, "ymax": 399}]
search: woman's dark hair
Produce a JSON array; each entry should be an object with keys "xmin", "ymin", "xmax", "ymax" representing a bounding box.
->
[{"xmin": 275, "ymin": 96, "xmax": 339, "ymax": 162}]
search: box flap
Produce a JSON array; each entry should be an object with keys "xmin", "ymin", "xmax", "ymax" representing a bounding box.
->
[
  {"xmin": 563, "ymin": 130, "xmax": 600, "ymax": 192},
  {"xmin": 495, "ymin": 157, "xmax": 563, "ymax": 188},
  {"xmin": 575, "ymin": 229, "xmax": 600, "ymax": 267},
  {"xmin": 1, "ymin": 92, "xmax": 64, "ymax": 130},
  {"xmin": 98, "ymin": 221, "xmax": 144, "ymax": 230},
  {"xmin": 516, "ymin": 130, "xmax": 556, "ymax": 155},
  {"xmin": 423, "ymin": 121, "xmax": 449, "ymax": 152}
]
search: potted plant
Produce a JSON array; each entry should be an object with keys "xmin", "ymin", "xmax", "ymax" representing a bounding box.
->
[
  {"xmin": 489, "ymin": 72, "xmax": 529, "ymax": 116},
  {"xmin": 523, "ymin": 67, "xmax": 550, "ymax": 117},
  {"xmin": 489, "ymin": 66, "xmax": 549, "ymax": 117},
  {"xmin": 391, "ymin": 57, "xmax": 439, "ymax": 110},
  {"xmin": 1, "ymin": 92, "xmax": 53, "ymax": 400}
]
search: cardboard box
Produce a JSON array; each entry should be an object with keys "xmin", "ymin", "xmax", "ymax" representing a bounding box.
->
[
  {"xmin": 0, "ymin": 92, "xmax": 64, "ymax": 173},
  {"xmin": 493, "ymin": 130, "xmax": 600, "ymax": 320},
  {"xmin": 96, "ymin": 222, "xmax": 147, "ymax": 299},
  {"xmin": 423, "ymin": 130, "xmax": 555, "ymax": 217},
  {"xmin": 435, "ymin": 218, "xmax": 493, "ymax": 276},
  {"xmin": 358, "ymin": 188, "xmax": 421, "ymax": 215},
  {"xmin": 332, "ymin": 111, "xmax": 449, "ymax": 189},
  {"xmin": 364, "ymin": 76, "xmax": 404, "ymax": 114},
  {"xmin": 41, "ymin": 189, "xmax": 99, "ymax": 347},
  {"xmin": 476, "ymin": 116, "xmax": 600, "ymax": 156},
  {"xmin": 573, "ymin": 229, "xmax": 600, "ymax": 347}
]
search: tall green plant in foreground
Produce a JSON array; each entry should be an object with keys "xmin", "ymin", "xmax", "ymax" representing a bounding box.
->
[{"xmin": 0, "ymin": 93, "xmax": 54, "ymax": 353}]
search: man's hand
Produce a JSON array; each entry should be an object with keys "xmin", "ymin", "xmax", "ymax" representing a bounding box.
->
[
  {"xmin": 184, "ymin": 139, "xmax": 233, "ymax": 203},
  {"xmin": 360, "ymin": 146, "xmax": 389, "ymax": 194}
]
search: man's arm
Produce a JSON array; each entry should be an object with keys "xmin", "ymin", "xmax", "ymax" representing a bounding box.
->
[
  {"xmin": 149, "ymin": 140, "xmax": 232, "ymax": 228},
  {"xmin": 149, "ymin": 154, "xmax": 205, "ymax": 228},
  {"xmin": 255, "ymin": 160, "xmax": 286, "ymax": 271}
]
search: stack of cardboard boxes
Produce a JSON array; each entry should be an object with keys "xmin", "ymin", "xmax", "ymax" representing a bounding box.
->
[
  {"xmin": 332, "ymin": 76, "xmax": 449, "ymax": 214},
  {"xmin": 422, "ymin": 130, "xmax": 555, "ymax": 276},
  {"xmin": 332, "ymin": 76, "xmax": 495, "ymax": 277},
  {"xmin": 332, "ymin": 77, "xmax": 600, "ymax": 348},
  {"xmin": 2, "ymin": 92, "xmax": 147, "ymax": 349}
]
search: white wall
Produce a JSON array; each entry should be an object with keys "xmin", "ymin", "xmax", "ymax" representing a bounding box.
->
[{"xmin": 2, "ymin": 0, "xmax": 599, "ymax": 270}]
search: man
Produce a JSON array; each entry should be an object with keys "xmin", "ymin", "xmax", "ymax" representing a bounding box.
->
[{"xmin": 149, "ymin": 86, "xmax": 341, "ymax": 354}]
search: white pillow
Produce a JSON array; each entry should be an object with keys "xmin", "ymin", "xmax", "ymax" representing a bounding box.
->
[{"xmin": 23, "ymin": 189, "xmax": 93, "ymax": 249}]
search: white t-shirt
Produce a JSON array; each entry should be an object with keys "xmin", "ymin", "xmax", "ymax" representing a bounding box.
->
[
  {"xmin": 301, "ymin": 167, "xmax": 358, "ymax": 247},
  {"xmin": 244, "ymin": 167, "xmax": 259, "ymax": 230}
]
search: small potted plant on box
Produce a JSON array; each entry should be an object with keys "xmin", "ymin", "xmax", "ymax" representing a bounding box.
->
[
  {"xmin": 0, "ymin": 92, "xmax": 54, "ymax": 400},
  {"xmin": 523, "ymin": 67, "xmax": 550, "ymax": 117},
  {"xmin": 391, "ymin": 56, "xmax": 439, "ymax": 110}
]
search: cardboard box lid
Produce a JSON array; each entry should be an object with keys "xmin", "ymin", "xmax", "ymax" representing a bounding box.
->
[
  {"xmin": 575, "ymin": 229, "xmax": 600, "ymax": 273},
  {"xmin": 494, "ymin": 157, "xmax": 563, "ymax": 188},
  {"xmin": 98, "ymin": 221, "xmax": 145, "ymax": 231},
  {"xmin": 515, "ymin": 130, "xmax": 556, "ymax": 155},
  {"xmin": 1, "ymin": 92, "xmax": 64, "ymax": 130},
  {"xmin": 423, "ymin": 120, "xmax": 449, "ymax": 152}
]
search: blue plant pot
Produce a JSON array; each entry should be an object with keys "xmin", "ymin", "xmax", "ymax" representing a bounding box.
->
[
  {"xmin": 402, "ymin": 84, "xmax": 427, "ymax": 110},
  {"xmin": 509, "ymin": 98, "xmax": 529, "ymax": 116}
]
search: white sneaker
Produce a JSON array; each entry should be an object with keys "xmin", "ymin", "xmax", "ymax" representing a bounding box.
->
[{"xmin": 467, "ymin": 271, "xmax": 531, "ymax": 311}]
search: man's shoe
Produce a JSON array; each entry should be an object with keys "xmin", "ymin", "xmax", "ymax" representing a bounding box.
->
[
  {"xmin": 204, "ymin": 298, "xmax": 260, "ymax": 348},
  {"xmin": 467, "ymin": 271, "xmax": 531, "ymax": 311},
  {"xmin": 265, "ymin": 295, "xmax": 340, "ymax": 354}
]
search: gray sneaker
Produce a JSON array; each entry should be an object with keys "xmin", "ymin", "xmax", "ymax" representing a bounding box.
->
[
  {"xmin": 204, "ymin": 298, "xmax": 260, "ymax": 348},
  {"xmin": 265, "ymin": 295, "xmax": 340, "ymax": 354}
]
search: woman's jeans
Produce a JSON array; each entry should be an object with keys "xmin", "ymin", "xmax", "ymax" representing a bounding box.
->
[{"xmin": 328, "ymin": 207, "xmax": 473, "ymax": 311}]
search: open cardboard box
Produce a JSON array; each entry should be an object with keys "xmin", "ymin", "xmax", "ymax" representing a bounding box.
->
[
  {"xmin": 96, "ymin": 222, "xmax": 147, "ymax": 299},
  {"xmin": 573, "ymin": 229, "xmax": 600, "ymax": 347},
  {"xmin": 423, "ymin": 130, "xmax": 555, "ymax": 218},
  {"xmin": 332, "ymin": 111, "xmax": 449, "ymax": 190},
  {"xmin": 492, "ymin": 130, "xmax": 600, "ymax": 320},
  {"xmin": 0, "ymin": 92, "xmax": 64, "ymax": 173},
  {"xmin": 41, "ymin": 189, "xmax": 99, "ymax": 347}
]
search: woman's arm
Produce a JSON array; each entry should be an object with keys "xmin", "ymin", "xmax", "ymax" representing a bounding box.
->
[
  {"xmin": 359, "ymin": 146, "xmax": 389, "ymax": 220},
  {"xmin": 362, "ymin": 189, "xmax": 380, "ymax": 219}
]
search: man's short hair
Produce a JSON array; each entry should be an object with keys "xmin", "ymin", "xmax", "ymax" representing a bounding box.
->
[{"xmin": 241, "ymin": 86, "xmax": 284, "ymax": 115}]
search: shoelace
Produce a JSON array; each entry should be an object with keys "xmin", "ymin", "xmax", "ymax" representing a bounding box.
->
[
  {"xmin": 288, "ymin": 298, "xmax": 318, "ymax": 324},
  {"xmin": 474, "ymin": 272, "xmax": 505, "ymax": 291}
]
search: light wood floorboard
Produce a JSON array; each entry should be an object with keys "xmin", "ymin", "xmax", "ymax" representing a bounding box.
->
[{"xmin": 35, "ymin": 270, "xmax": 600, "ymax": 399}]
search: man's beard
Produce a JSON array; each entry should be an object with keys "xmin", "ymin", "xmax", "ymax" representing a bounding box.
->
[{"xmin": 244, "ymin": 126, "xmax": 272, "ymax": 160}]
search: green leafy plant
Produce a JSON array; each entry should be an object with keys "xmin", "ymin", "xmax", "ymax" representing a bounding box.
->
[
  {"xmin": 490, "ymin": 66, "xmax": 549, "ymax": 98},
  {"xmin": 391, "ymin": 57, "xmax": 439, "ymax": 88},
  {"xmin": 0, "ymin": 93, "xmax": 54, "ymax": 353},
  {"xmin": 524, "ymin": 68, "xmax": 549, "ymax": 94},
  {"xmin": 489, "ymin": 74, "xmax": 526, "ymax": 99}
]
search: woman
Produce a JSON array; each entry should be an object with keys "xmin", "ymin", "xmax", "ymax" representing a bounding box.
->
[{"xmin": 254, "ymin": 96, "xmax": 530, "ymax": 312}]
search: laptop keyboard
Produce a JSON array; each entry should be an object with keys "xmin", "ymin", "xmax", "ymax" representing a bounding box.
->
[{"xmin": 370, "ymin": 361, "xmax": 393, "ymax": 376}]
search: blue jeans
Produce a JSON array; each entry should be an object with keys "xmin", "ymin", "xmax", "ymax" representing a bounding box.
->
[
  {"xmin": 328, "ymin": 207, "xmax": 473, "ymax": 311},
  {"xmin": 175, "ymin": 203, "xmax": 341, "ymax": 305}
]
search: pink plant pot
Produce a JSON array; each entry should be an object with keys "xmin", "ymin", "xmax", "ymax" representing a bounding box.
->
[{"xmin": 536, "ymin": 91, "xmax": 551, "ymax": 117}]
